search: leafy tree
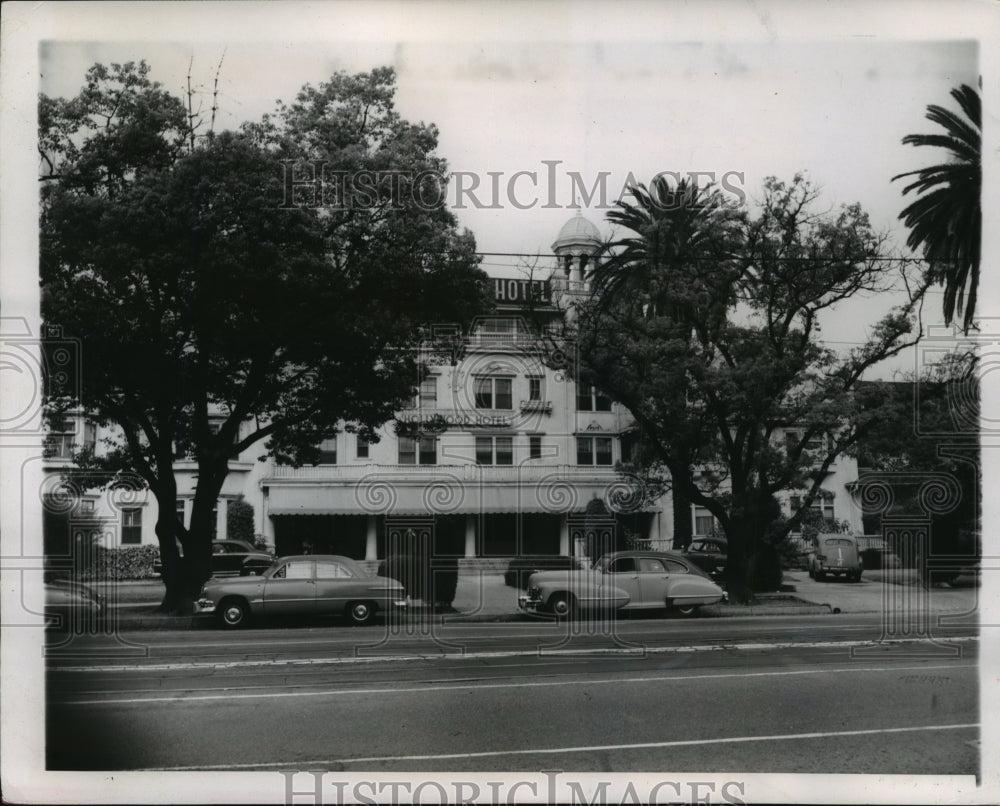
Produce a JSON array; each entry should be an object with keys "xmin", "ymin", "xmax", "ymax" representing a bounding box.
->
[
  {"xmin": 855, "ymin": 353, "xmax": 979, "ymax": 558},
  {"xmin": 894, "ymin": 83, "xmax": 981, "ymax": 333},
  {"xmin": 40, "ymin": 62, "xmax": 490, "ymax": 611},
  {"xmin": 592, "ymin": 177, "xmax": 742, "ymax": 549},
  {"xmin": 566, "ymin": 175, "xmax": 926, "ymax": 602}
]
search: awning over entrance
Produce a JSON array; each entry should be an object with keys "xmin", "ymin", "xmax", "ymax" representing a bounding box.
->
[{"xmin": 265, "ymin": 480, "xmax": 629, "ymax": 517}]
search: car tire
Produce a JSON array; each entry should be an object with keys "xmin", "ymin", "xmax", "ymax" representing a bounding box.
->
[
  {"xmin": 549, "ymin": 593, "xmax": 576, "ymax": 620},
  {"xmin": 219, "ymin": 598, "xmax": 250, "ymax": 629},
  {"xmin": 808, "ymin": 566, "xmax": 815, "ymax": 579},
  {"xmin": 675, "ymin": 604, "xmax": 700, "ymax": 617},
  {"xmin": 347, "ymin": 601, "xmax": 377, "ymax": 626}
]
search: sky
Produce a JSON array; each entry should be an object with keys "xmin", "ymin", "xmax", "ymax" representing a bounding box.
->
[{"xmin": 20, "ymin": 3, "xmax": 992, "ymax": 379}]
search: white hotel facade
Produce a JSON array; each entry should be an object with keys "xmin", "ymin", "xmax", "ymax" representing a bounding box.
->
[{"xmin": 43, "ymin": 213, "xmax": 864, "ymax": 561}]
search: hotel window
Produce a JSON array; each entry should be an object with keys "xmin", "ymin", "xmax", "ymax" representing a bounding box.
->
[
  {"xmin": 419, "ymin": 376, "xmax": 437, "ymax": 408},
  {"xmin": 790, "ymin": 494, "xmax": 835, "ymax": 522},
  {"xmin": 317, "ymin": 437, "xmax": 338, "ymax": 464},
  {"xmin": 399, "ymin": 436, "xmax": 437, "ymax": 465},
  {"xmin": 476, "ymin": 436, "xmax": 513, "ymax": 466},
  {"xmin": 80, "ymin": 499, "xmax": 96, "ymax": 515},
  {"xmin": 577, "ymin": 436, "xmax": 613, "ymax": 466},
  {"xmin": 474, "ymin": 376, "xmax": 513, "ymax": 410},
  {"xmin": 528, "ymin": 376, "xmax": 543, "ymax": 401},
  {"xmin": 577, "ymin": 385, "xmax": 612, "ymax": 412},
  {"xmin": 83, "ymin": 421, "xmax": 97, "ymax": 453},
  {"xmin": 407, "ymin": 375, "xmax": 438, "ymax": 409},
  {"xmin": 46, "ymin": 419, "xmax": 76, "ymax": 459},
  {"xmin": 121, "ymin": 508, "xmax": 142, "ymax": 545},
  {"xmin": 478, "ymin": 318, "xmax": 517, "ymax": 345},
  {"xmin": 785, "ymin": 429, "xmax": 826, "ymax": 455},
  {"xmin": 529, "ymin": 435, "xmax": 542, "ymax": 460},
  {"xmin": 356, "ymin": 435, "xmax": 370, "ymax": 459},
  {"xmin": 692, "ymin": 505, "xmax": 718, "ymax": 537}
]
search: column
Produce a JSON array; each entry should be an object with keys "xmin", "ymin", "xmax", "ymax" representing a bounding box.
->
[
  {"xmin": 464, "ymin": 514, "xmax": 477, "ymax": 558},
  {"xmin": 216, "ymin": 499, "xmax": 227, "ymax": 541},
  {"xmin": 260, "ymin": 486, "xmax": 275, "ymax": 545},
  {"xmin": 559, "ymin": 513, "xmax": 570, "ymax": 555},
  {"xmin": 365, "ymin": 515, "xmax": 378, "ymax": 561}
]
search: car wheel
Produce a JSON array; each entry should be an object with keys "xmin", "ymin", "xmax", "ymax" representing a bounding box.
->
[
  {"xmin": 219, "ymin": 598, "xmax": 250, "ymax": 629},
  {"xmin": 549, "ymin": 593, "xmax": 576, "ymax": 620},
  {"xmin": 675, "ymin": 604, "xmax": 700, "ymax": 617},
  {"xmin": 347, "ymin": 601, "xmax": 377, "ymax": 626},
  {"xmin": 808, "ymin": 566, "xmax": 815, "ymax": 579}
]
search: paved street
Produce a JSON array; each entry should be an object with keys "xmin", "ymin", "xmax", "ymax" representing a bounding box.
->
[{"xmin": 46, "ymin": 612, "xmax": 979, "ymax": 774}]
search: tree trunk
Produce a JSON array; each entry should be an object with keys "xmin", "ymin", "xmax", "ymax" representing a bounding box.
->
[
  {"xmin": 149, "ymin": 478, "xmax": 185, "ymax": 614},
  {"xmin": 723, "ymin": 513, "xmax": 752, "ymax": 604},
  {"xmin": 671, "ymin": 484, "xmax": 693, "ymax": 550},
  {"xmin": 177, "ymin": 463, "xmax": 229, "ymax": 612},
  {"xmin": 154, "ymin": 507, "xmax": 184, "ymax": 613}
]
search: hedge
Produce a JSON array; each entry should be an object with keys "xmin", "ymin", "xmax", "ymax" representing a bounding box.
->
[{"xmin": 81, "ymin": 544, "xmax": 160, "ymax": 581}]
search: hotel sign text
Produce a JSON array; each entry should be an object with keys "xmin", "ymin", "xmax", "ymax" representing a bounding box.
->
[{"xmin": 493, "ymin": 278, "xmax": 551, "ymax": 304}]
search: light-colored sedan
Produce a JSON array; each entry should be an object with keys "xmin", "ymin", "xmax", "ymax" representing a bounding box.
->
[
  {"xmin": 519, "ymin": 550, "xmax": 726, "ymax": 618},
  {"xmin": 195, "ymin": 554, "xmax": 407, "ymax": 628}
]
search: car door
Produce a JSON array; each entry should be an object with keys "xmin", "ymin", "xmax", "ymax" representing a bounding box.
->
[
  {"xmin": 262, "ymin": 559, "xmax": 316, "ymax": 616},
  {"xmin": 313, "ymin": 559, "xmax": 357, "ymax": 615},
  {"xmin": 636, "ymin": 556, "xmax": 671, "ymax": 605},
  {"xmin": 604, "ymin": 556, "xmax": 643, "ymax": 609}
]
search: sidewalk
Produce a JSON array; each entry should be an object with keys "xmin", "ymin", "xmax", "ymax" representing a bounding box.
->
[{"xmin": 783, "ymin": 570, "xmax": 980, "ymax": 616}]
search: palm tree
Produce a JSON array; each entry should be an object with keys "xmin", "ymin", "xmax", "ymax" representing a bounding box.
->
[
  {"xmin": 593, "ymin": 177, "xmax": 741, "ymax": 548},
  {"xmin": 594, "ymin": 177, "xmax": 739, "ymax": 319},
  {"xmin": 894, "ymin": 83, "xmax": 981, "ymax": 333}
]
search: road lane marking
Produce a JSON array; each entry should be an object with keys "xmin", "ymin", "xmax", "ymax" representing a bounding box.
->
[
  {"xmin": 146, "ymin": 723, "xmax": 979, "ymax": 770},
  {"xmin": 50, "ymin": 635, "xmax": 978, "ymax": 674},
  {"xmin": 58, "ymin": 661, "xmax": 976, "ymax": 705}
]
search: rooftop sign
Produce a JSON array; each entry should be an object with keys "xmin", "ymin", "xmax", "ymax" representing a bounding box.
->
[{"xmin": 492, "ymin": 278, "xmax": 551, "ymax": 305}]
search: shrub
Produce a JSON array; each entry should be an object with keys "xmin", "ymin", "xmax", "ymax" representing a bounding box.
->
[
  {"xmin": 81, "ymin": 544, "xmax": 160, "ymax": 580},
  {"xmin": 227, "ymin": 496, "xmax": 255, "ymax": 543}
]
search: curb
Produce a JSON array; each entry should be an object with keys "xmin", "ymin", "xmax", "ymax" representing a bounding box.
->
[{"xmin": 106, "ymin": 600, "xmax": 836, "ymax": 630}]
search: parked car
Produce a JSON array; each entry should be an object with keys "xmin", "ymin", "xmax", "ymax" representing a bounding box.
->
[
  {"xmin": 153, "ymin": 539, "xmax": 273, "ymax": 578},
  {"xmin": 682, "ymin": 537, "xmax": 728, "ymax": 579},
  {"xmin": 519, "ymin": 550, "xmax": 726, "ymax": 618},
  {"xmin": 44, "ymin": 577, "xmax": 105, "ymax": 630},
  {"xmin": 808, "ymin": 533, "xmax": 862, "ymax": 581},
  {"xmin": 194, "ymin": 554, "xmax": 407, "ymax": 628},
  {"xmin": 504, "ymin": 555, "xmax": 584, "ymax": 589}
]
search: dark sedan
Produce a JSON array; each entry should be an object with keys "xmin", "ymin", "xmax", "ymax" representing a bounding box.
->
[
  {"xmin": 682, "ymin": 537, "xmax": 728, "ymax": 579},
  {"xmin": 153, "ymin": 539, "xmax": 273, "ymax": 578},
  {"xmin": 504, "ymin": 555, "xmax": 584, "ymax": 589}
]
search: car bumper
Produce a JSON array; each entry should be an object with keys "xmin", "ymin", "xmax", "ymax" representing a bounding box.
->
[
  {"xmin": 194, "ymin": 598, "xmax": 217, "ymax": 614},
  {"xmin": 518, "ymin": 594, "xmax": 544, "ymax": 612}
]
